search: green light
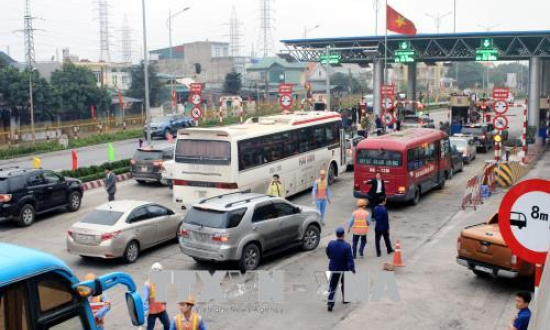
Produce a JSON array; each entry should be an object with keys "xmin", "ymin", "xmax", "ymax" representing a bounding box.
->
[
  {"xmin": 320, "ymin": 54, "xmax": 342, "ymax": 64},
  {"xmin": 399, "ymin": 41, "xmax": 410, "ymax": 50},
  {"xmin": 482, "ymin": 38, "xmax": 493, "ymax": 48}
]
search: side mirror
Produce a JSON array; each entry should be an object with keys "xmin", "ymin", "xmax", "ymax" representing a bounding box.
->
[{"xmin": 125, "ymin": 291, "xmax": 145, "ymax": 326}]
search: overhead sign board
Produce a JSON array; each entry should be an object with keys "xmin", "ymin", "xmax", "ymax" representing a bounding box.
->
[
  {"xmin": 320, "ymin": 54, "xmax": 342, "ymax": 65},
  {"xmin": 498, "ymin": 179, "xmax": 550, "ymax": 264},
  {"xmin": 476, "ymin": 39, "xmax": 499, "ymax": 61}
]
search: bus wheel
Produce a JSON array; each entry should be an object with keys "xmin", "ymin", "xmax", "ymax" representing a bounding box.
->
[
  {"xmin": 411, "ymin": 187, "xmax": 420, "ymax": 205},
  {"xmin": 328, "ymin": 163, "xmax": 337, "ymax": 185}
]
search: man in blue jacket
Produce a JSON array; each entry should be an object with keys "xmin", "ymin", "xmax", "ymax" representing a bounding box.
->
[
  {"xmin": 373, "ymin": 198, "xmax": 394, "ymax": 257},
  {"xmin": 326, "ymin": 226, "xmax": 355, "ymax": 312}
]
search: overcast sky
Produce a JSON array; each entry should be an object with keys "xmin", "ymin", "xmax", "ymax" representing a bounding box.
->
[{"xmin": 1, "ymin": 0, "xmax": 549, "ymax": 63}]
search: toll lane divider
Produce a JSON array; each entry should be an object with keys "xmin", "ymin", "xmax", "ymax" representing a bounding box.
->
[
  {"xmin": 81, "ymin": 172, "xmax": 132, "ymax": 191},
  {"xmin": 494, "ymin": 161, "xmax": 529, "ymax": 188}
]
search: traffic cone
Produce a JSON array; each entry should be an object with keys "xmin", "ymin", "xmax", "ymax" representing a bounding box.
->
[{"xmin": 393, "ymin": 240, "xmax": 405, "ymax": 267}]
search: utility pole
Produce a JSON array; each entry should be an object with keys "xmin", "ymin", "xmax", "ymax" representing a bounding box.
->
[
  {"xmin": 141, "ymin": 0, "xmax": 151, "ymax": 146},
  {"xmin": 167, "ymin": 7, "xmax": 190, "ymax": 113},
  {"xmin": 454, "ymin": 0, "xmax": 458, "ymax": 90},
  {"xmin": 303, "ymin": 25, "xmax": 320, "ymax": 39},
  {"xmin": 373, "ymin": 0, "xmax": 381, "ymax": 36}
]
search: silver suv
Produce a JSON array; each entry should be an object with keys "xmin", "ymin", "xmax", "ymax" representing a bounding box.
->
[{"xmin": 178, "ymin": 192, "xmax": 322, "ymax": 271}]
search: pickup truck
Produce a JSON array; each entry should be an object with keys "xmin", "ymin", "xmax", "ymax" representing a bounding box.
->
[{"xmin": 456, "ymin": 213, "xmax": 534, "ymax": 278}]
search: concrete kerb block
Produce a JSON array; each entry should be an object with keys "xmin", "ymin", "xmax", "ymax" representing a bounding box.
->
[{"xmin": 81, "ymin": 172, "xmax": 133, "ymax": 191}]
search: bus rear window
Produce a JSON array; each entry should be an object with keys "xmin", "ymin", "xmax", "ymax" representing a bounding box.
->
[
  {"xmin": 175, "ymin": 140, "xmax": 231, "ymax": 165},
  {"xmin": 356, "ymin": 149, "xmax": 402, "ymax": 167}
]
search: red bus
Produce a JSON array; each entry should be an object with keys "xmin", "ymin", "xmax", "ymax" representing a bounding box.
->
[{"xmin": 353, "ymin": 128, "xmax": 453, "ymax": 205}]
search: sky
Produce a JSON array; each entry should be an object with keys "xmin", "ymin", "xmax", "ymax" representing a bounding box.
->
[{"xmin": 1, "ymin": 0, "xmax": 549, "ymax": 63}]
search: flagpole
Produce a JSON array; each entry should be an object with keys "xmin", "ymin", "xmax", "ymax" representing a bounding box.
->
[{"xmin": 384, "ymin": 0, "xmax": 388, "ymax": 85}]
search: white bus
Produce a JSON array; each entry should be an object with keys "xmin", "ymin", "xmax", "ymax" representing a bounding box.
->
[{"xmin": 172, "ymin": 111, "xmax": 345, "ymax": 208}]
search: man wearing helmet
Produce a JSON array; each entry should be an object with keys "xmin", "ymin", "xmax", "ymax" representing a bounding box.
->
[
  {"xmin": 143, "ymin": 262, "xmax": 171, "ymax": 330},
  {"xmin": 170, "ymin": 296, "xmax": 207, "ymax": 330},
  {"xmin": 312, "ymin": 169, "xmax": 332, "ymax": 226},
  {"xmin": 347, "ymin": 199, "xmax": 371, "ymax": 259}
]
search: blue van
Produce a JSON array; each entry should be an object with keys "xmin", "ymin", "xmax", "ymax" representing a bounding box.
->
[{"xmin": 0, "ymin": 243, "xmax": 144, "ymax": 329}]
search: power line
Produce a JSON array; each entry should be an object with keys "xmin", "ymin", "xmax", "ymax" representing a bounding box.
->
[
  {"xmin": 97, "ymin": 0, "xmax": 111, "ymax": 62},
  {"xmin": 120, "ymin": 14, "xmax": 133, "ymax": 63},
  {"xmin": 257, "ymin": 0, "xmax": 275, "ymax": 58},
  {"xmin": 229, "ymin": 6, "xmax": 242, "ymax": 59}
]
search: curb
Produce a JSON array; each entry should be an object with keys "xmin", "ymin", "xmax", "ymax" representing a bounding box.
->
[{"xmin": 81, "ymin": 172, "xmax": 133, "ymax": 191}]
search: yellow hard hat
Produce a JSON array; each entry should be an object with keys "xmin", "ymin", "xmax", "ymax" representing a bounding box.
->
[
  {"xmin": 84, "ymin": 273, "xmax": 96, "ymax": 281},
  {"xmin": 357, "ymin": 199, "xmax": 368, "ymax": 207},
  {"xmin": 178, "ymin": 296, "xmax": 195, "ymax": 306}
]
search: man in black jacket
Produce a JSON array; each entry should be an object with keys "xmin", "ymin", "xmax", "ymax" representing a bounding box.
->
[
  {"xmin": 326, "ymin": 226, "xmax": 355, "ymax": 311},
  {"xmin": 373, "ymin": 198, "xmax": 394, "ymax": 257},
  {"xmin": 367, "ymin": 171, "xmax": 386, "ymax": 206}
]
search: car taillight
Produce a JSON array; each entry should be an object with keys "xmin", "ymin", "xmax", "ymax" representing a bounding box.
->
[
  {"xmin": 100, "ymin": 231, "xmax": 121, "ymax": 241},
  {"xmin": 212, "ymin": 234, "xmax": 230, "ymax": 242},
  {"xmin": 216, "ymin": 182, "xmax": 238, "ymax": 189},
  {"xmin": 0, "ymin": 194, "xmax": 12, "ymax": 203},
  {"xmin": 178, "ymin": 229, "xmax": 189, "ymax": 237},
  {"xmin": 398, "ymin": 186, "xmax": 406, "ymax": 194},
  {"xmin": 67, "ymin": 230, "xmax": 75, "ymax": 239},
  {"xmin": 173, "ymin": 179, "xmax": 187, "ymax": 186},
  {"xmin": 511, "ymin": 254, "xmax": 518, "ymax": 268},
  {"xmin": 457, "ymin": 236, "xmax": 462, "ymax": 253},
  {"xmin": 130, "ymin": 159, "xmax": 136, "ymax": 165}
]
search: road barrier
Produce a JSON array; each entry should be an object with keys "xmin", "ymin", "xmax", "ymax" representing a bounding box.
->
[{"xmin": 493, "ymin": 161, "xmax": 529, "ymax": 188}]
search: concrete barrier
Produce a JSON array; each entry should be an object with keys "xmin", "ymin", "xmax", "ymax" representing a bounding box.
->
[
  {"xmin": 493, "ymin": 161, "xmax": 529, "ymax": 188},
  {"xmin": 81, "ymin": 172, "xmax": 132, "ymax": 191}
]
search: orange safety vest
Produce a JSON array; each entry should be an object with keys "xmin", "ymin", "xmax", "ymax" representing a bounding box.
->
[
  {"xmin": 90, "ymin": 296, "xmax": 105, "ymax": 326},
  {"xmin": 351, "ymin": 208, "xmax": 369, "ymax": 236},
  {"xmin": 316, "ymin": 179, "xmax": 328, "ymax": 200},
  {"xmin": 147, "ymin": 282, "xmax": 166, "ymax": 315},
  {"xmin": 175, "ymin": 313, "xmax": 200, "ymax": 330}
]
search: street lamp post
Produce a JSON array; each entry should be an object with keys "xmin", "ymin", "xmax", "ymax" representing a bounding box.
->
[
  {"xmin": 425, "ymin": 12, "xmax": 452, "ymax": 34},
  {"xmin": 167, "ymin": 7, "xmax": 190, "ymax": 114},
  {"xmin": 141, "ymin": 0, "xmax": 152, "ymax": 146},
  {"xmin": 303, "ymin": 24, "xmax": 320, "ymax": 39}
]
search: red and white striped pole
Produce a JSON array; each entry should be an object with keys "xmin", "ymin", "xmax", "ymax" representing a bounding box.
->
[
  {"xmin": 522, "ymin": 105, "xmax": 528, "ymax": 163},
  {"xmin": 219, "ymin": 108, "xmax": 223, "ymax": 123},
  {"xmin": 546, "ymin": 96, "xmax": 550, "ymax": 145},
  {"xmin": 494, "ymin": 140, "xmax": 501, "ymax": 161}
]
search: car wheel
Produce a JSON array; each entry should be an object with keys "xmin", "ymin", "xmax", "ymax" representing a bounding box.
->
[
  {"xmin": 327, "ymin": 163, "xmax": 337, "ymax": 185},
  {"xmin": 123, "ymin": 240, "xmax": 140, "ymax": 263},
  {"xmin": 136, "ymin": 180, "xmax": 146, "ymax": 185},
  {"xmin": 410, "ymin": 186, "xmax": 420, "ymax": 205},
  {"xmin": 67, "ymin": 192, "xmax": 82, "ymax": 212},
  {"xmin": 302, "ymin": 225, "xmax": 321, "ymax": 251},
  {"xmin": 239, "ymin": 243, "xmax": 261, "ymax": 272},
  {"xmin": 15, "ymin": 204, "xmax": 35, "ymax": 227}
]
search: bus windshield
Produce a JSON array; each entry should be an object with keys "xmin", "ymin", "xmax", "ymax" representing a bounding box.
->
[
  {"xmin": 175, "ymin": 140, "xmax": 231, "ymax": 165},
  {"xmin": 356, "ymin": 149, "xmax": 403, "ymax": 167}
]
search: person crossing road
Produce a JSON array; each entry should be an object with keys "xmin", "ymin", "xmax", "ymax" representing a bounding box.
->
[
  {"xmin": 347, "ymin": 199, "xmax": 370, "ymax": 259},
  {"xmin": 312, "ymin": 170, "xmax": 332, "ymax": 226}
]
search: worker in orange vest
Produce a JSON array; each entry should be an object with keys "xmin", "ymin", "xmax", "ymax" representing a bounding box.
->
[
  {"xmin": 169, "ymin": 296, "xmax": 207, "ymax": 330},
  {"xmin": 143, "ymin": 262, "xmax": 170, "ymax": 330},
  {"xmin": 347, "ymin": 199, "xmax": 371, "ymax": 259},
  {"xmin": 312, "ymin": 169, "xmax": 332, "ymax": 226},
  {"xmin": 85, "ymin": 273, "xmax": 111, "ymax": 330}
]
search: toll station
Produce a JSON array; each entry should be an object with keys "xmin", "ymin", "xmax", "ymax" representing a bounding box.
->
[{"xmin": 282, "ymin": 30, "xmax": 550, "ymax": 143}]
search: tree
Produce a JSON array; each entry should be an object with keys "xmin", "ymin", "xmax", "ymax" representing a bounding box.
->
[
  {"xmin": 488, "ymin": 63, "xmax": 528, "ymax": 90},
  {"xmin": 445, "ymin": 62, "xmax": 485, "ymax": 90},
  {"xmin": 330, "ymin": 72, "xmax": 369, "ymax": 94},
  {"xmin": 223, "ymin": 69, "xmax": 242, "ymax": 95},
  {"xmin": 128, "ymin": 61, "xmax": 162, "ymax": 106},
  {"xmin": 0, "ymin": 67, "xmax": 58, "ymax": 121},
  {"xmin": 50, "ymin": 63, "xmax": 110, "ymax": 119}
]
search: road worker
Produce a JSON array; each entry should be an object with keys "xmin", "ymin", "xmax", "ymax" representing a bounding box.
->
[
  {"xmin": 312, "ymin": 169, "xmax": 332, "ymax": 226},
  {"xmin": 347, "ymin": 199, "xmax": 370, "ymax": 259},
  {"xmin": 143, "ymin": 262, "xmax": 170, "ymax": 330},
  {"xmin": 169, "ymin": 296, "xmax": 207, "ymax": 330},
  {"xmin": 85, "ymin": 273, "xmax": 111, "ymax": 330}
]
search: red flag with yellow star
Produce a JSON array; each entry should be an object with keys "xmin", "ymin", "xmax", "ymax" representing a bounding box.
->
[{"xmin": 386, "ymin": 4, "xmax": 417, "ymax": 36}]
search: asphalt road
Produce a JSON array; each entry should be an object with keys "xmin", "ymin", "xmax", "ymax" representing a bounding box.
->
[{"xmin": 0, "ymin": 106, "xmax": 534, "ymax": 330}]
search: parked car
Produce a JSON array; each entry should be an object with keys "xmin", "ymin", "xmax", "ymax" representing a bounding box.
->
[
  {"xmin": 459, "ymin": 124, "xmax": 493, "ymax": 153},
  {"xmin": 450, "ymin": 136, "xmax": 477, "ymax": 163},
  {"xmin": 449, "ymin": 146, "xmax": 464, "ymax": 178},
  {"xmin": 131, "ymin": 147, "xmax": 174, "ymax": 184},
  {"xmin": 344, "ymin": 136, "xmax": 365, "ymax": 171},
  {"xmin": 178, "ymin": 193, "xmax": 322, "ymax": 271},
  {"xmin": 456, "ymin": 213, "xmax": 535, "ymax": 278},
  {"xmin": 0, "ymin": 168, "xmax": 83, "ymax": 227},
  {"xmin": 67, "ymin": 201, "xmax": 181, "ymax": 263},
  {"xmin": 145, "ymin": 115, "xmax": 193, "ymax": 139},
  {"xmin": 401, "ymin": 115, "xmax": 435, "ymax": 129}
]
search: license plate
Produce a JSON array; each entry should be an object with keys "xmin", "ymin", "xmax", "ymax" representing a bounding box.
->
[
  {"xmin": 77, "ymin": 234, "xmax": 94, "ymax": 242},
  {"xmin": 141, "ymin": 166, "xmax": 148, "ymax": 172},
  {"xmin": 194, "ymin": 232, "xmax": 209, "ymax": 241},
  {"xmin": 475, "ymin": 265, "xmax": 492, "ymax": 274},
  {"xmin": 195, "ymin": 191, "xmax": 207, "ymax": 198}
]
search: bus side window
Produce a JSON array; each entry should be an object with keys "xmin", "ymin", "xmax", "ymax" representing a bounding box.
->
[
  {"xmin": 0, "ymin": 283, "xmax": 31, "ymax": 330},
  {"xmin": 407, "ymin": 148, "xmax": 420, "ymax": 171}
]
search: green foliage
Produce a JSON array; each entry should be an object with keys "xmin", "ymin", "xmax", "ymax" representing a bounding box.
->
[
  {"xmin": 50, "ymin": 62, "xmax": 110, "ymax": 119},
  {"xmin": 445, "ymin": 62, "xmax": 485, "ymax": 90},
  {"xmin": 330, "ymin": 72, "xmax": 369, "ymax": 94},
  {"xmin": 128, "ymin": 61, "xmax": 162, "ymax": 106},
  {"xmin": 0, "ymin": 141, "xmax": 62, "ymax": 159},
  {"xmin": 223, "ymin": 70, "xmax": 242, "ymax": 95},
  {"xmin": 59, "ymin": 160, "xmax": 130, "ymax": 182}
]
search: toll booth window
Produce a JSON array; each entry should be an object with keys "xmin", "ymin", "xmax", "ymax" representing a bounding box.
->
[
  {"xmin": 0, "ymin": 284, "xmax": 31, "ymax": 330},
  {"xmin": 37, "ymin": 277, "xmax": 75, "ymax": 314}
]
